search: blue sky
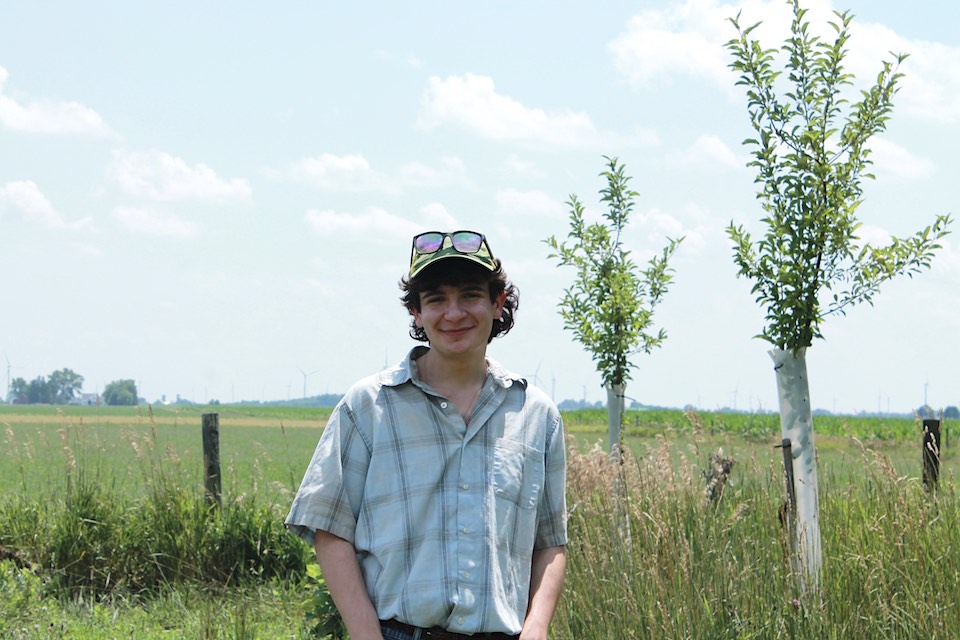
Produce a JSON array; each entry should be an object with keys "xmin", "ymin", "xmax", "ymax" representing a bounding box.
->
[{"xmin": 1, "ymin": 0, "xmax": 957, "ymax": 414}]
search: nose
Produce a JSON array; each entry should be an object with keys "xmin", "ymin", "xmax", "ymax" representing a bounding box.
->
[{"xmin": 443, "ymin": 298, "xmax": 467, "ymax": 320}]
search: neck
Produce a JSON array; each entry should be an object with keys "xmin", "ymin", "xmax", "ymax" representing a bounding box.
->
[
  {"xmin": 419, "ymin": 350, "xmax": 488, "ymax": 422},
  {"xmin": 419, "ymin": 349, "xmax": 487, "ymax": 387}
]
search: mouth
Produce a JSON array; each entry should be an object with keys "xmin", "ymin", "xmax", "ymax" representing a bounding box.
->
[{"xmin": 441, "ymin": 325, "xmax": 476, "ymax": 337}]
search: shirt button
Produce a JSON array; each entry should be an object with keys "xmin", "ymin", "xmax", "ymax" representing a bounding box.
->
[
  {"xmin": 457, "ymin": 617, "xmax": 465, "ymax": 625},
  {"xmin": 461, "ymin": 571, "xmax": 470, "ymax": 579},
  {"xmin": 440, "ymin": 401, "xmax": 448, "ymax": 409},
  {"xmin": 462, "ymin": 526, "xmax": 470, "ymax": 533},
  {"xmin": 460, "ymin": 483, "xmax": 469, "ymax": 490}
]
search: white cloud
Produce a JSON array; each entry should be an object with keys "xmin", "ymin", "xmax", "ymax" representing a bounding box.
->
[
  {"xmin": 870, "ymin": 138, "xmax": 936, "ymax": 181},
  {"xmin": 854, "ymin": 223, "xmax": 893, "ymax": 247},
  {"xmin": 620, "ymin": 203, "xmax": 717, "ymax": 256},
  {"xmin": 0, "ymin": 180, "xmax": 70, "ymax": 228},
  {"xmin": 610, "ymin": 11, "xmax": 728, "ymax": 87},
  {"xmin": 638, "ymin": 207, "xmax": 687, "ymax": 241},
  {"xmin": 113, "ymin": 206, "xmax": 199, "ymax": 237},
  {"xmin": 931, "ymin": 237, "xmax": 960, "ymax": 275},
  {"xmin": 292, "ymin": 153, "xmax": 397, "ymax": 193},
  {"xmin": 419, "ymin": 203, "xmax": 459, "ymax": 229},
  {"xmin": 304, "ymin": 207, "xmax": 418, "ymax": 237},
  {"xmin": 672, "ymin": 134, "xmax": 741, "ymax": 168},
  {"xmin": 609, "ymin": 0, "xmax": 960, "ymax": 125},
  {"xmin": 0, "ymin": 66, "xmax": 113, "ymax": 136},
  {"xmin": 109, "ymin": 149, "xmax": 252, "ymax": 203},
  {"xmin": 496, "ymin": 188, "xmax": 566, "ymax": 217},
  {"xmin": 419, "ymin": 73, "xmax": 609, "ymax": 147},
  {"xmin": 676, "ymin": 203, "xmax": 723, "ymax": 254},
  {"xmin": 608, "ymin": 0, "xmax": 796, "ymax": 89},
  {"xmin": 503, "ymin": 155, "xmax": 547, "ymax": 179},
  {"xmin": 398, "ymin": 156, "xmax": 470, "ymax": 188},
  {"xmin": 842, "ymin": 22, "xmax": 960, "ymax": 124},
  {"xmin": 374, "ymin": 49, "xmax": 423, "ymax": 69}
]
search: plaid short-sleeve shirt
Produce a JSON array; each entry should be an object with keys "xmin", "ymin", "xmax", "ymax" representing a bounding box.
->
[{"xmin": 285, "ymin": 347, "xmax": 567, "ymax": 636}]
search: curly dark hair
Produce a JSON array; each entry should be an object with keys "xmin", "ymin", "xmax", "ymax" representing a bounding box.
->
[{"xmin": 399, "ymin": 259, "xmax": 519, "ymax": 343}]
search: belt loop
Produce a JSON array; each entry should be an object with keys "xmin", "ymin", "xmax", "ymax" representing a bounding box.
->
[{"xmin": 412, "ymin": 628, "xmax": 423, "ymax": 640}]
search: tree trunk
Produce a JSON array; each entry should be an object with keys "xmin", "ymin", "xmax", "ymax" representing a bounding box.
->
[{"xmin": 770, "ymin": 347, "xmax": 822, "ymax": 597}]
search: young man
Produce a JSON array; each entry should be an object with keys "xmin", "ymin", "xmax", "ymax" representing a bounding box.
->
[{"xmin": 286, "ymin": 230, "xmax": 567, "ymax": 640}]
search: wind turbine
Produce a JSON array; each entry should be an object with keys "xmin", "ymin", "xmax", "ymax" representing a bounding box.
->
[
  {"xmin": 1, "ymin": 353, "xmax": 25, "ymax": 404},
  {"xmin": 299, "ymin": 368, "xmax": 321, "ymax": 399},
  {"xmin": 526, "ymin": 361, "xmax": 543, "ymax": 388}
]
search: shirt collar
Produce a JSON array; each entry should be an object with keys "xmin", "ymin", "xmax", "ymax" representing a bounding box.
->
[{"xmin": 380, "ymin": 346, "xmax": 527, "ymax": 390}]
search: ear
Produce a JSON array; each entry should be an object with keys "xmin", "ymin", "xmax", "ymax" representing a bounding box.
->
[
  {"xmin": 410, "ymin": 306, "xmax": 424, "ymax": 328},
  {"xmin": 492, "ymin": 290, "xmax": 507, "ymax": 319}
]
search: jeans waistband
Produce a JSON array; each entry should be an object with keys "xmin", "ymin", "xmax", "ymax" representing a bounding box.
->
[{"xmin": 380, "ymin": 618, "xmax": 519, "ymax": 640}]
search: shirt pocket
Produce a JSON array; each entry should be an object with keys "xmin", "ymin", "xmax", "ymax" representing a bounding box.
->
[{"xmin": 491, "ymin": 438, "xmax": 544, "ymax": 510}]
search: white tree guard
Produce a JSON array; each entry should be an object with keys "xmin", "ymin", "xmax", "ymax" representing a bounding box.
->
[
  {"xmin": 606, "ymin": 383, "xmax": 626, "ymax": 459},
  {"xmin": 606, "ymin": 382, "xmax": 631, "ymax": 543},
  {"xmin": 770, "ymin": 347, "xmax": 823, "ymax": 595}
]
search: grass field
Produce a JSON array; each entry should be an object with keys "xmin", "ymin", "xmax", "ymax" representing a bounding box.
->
[
  {"xmin": 3, "ymin": 403, "xmax": 952, "ymax": 498},
  {"xmin": 1, "ymin": 403, "xmax": 957, "ymax": 638},
  {"xmin": 1, "ymin": 403, "xmax": 329, "ymax": 500}
]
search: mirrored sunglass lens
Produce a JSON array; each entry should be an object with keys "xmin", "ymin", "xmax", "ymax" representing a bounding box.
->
[
  {"xmin": 451, "ymin": 232, "xmax": 483, "ymax": 252},
  {"xmin": 415, "ymin": 233, "xmax": 444, "ymax": 252}
]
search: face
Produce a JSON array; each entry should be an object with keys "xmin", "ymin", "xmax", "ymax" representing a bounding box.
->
[{"xmin": 412, "ymin": 282, "xmax": 506, "ymax": 358}]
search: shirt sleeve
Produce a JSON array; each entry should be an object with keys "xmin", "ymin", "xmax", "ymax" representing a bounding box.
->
[
  {"xmin": 285, "ymin": 399, "xmax": 371, "ymax": 545},
  {"xmin": 534, "ymin": 411, "xmax": 568, "ymax": 549}
]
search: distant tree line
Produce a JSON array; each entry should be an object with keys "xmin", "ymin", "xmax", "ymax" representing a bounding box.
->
[
  {"xmin": 8, "ymin": 368, "xmax": 84, "ymax": 404},
  {"xmin": 7, "ymin": 369, "xmax": 138, "ymax": 406},
  {"xmin": 918, "ymin": 405, "xmax": 960, "ymax": 420}
]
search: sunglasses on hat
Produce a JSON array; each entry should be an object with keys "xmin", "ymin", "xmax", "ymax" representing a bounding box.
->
[{"xmin": 409, "ymin": 230, "xmax": 496, "ymax": 278}]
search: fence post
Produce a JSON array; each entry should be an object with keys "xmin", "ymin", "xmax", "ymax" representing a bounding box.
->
[
  {"xmin": 775, "ymin": 437, "xmax": 803, "ymax": 583},
  {"xmin": 202, "ymin": 413, "xmax": 221, "ymax": 507},
  {"xmin": 778, "ymin": 438, "xmax": 796, "ymax": 514},
  {"xmin": 922, "ymin": 418, "xmax": 941, "ymax": 491}
]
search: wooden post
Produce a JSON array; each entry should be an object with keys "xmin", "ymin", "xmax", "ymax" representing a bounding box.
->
[
  {"xmin": 776, "ymin": 438, "xmax": 797, "ymax": 566},
  {"xmin": 922, "ymin": 418, "xmax": 941, "ymax": 491},
  {"xmin": 778, "ymin": 438, "xmax": 797, "ymax": 515},
  {"xmin": 202, "ymin": 413, "xmax": 221, "ymax": 507}
]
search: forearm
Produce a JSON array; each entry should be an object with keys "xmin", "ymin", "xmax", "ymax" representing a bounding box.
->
[
  {"xmin": 521, "ymin": 545, "xmax": 566, "ymax": 640},
  {"xmin": 313, "ymin": 529, "xmax": 384, "ymax": 640}
]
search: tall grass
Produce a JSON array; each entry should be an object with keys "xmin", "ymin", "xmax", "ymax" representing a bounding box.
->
[
  {"xmin": 554, "ymin": 436, "xmax": 959, "ymax": 638},
  {"xmin": 2, "ymin": 405, "xmax": 958, "ymax": 637},
  {"xmin": 0, "ymin": 410, "xmax": 309, "ymax": 597}
]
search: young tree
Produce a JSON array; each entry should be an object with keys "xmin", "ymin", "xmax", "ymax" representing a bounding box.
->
[
  {"xmin": 726, "ymin": 0, "xmax": 952, "ymax": 594},
  {"xmin": 546, "ymin": 156, "xmax": 681, "ymax": 457}
]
